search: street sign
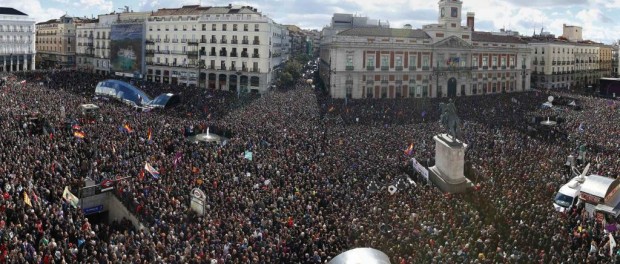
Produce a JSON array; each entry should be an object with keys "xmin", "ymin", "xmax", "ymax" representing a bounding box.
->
[{"xmin": 83, "ymin": 205, "xmax": 103, "ymax": 215}]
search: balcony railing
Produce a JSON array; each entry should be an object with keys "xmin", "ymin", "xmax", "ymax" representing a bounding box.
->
[
  {"xmin": 171, "ymin": 39, "xmax": 178, "ymax": 43},
  {"xmin": 241, "ymin": 52, "xmax": 248, "ymax": 58},
  {"xmin": 220, "ymin": 39, "xmax": 227, "ymax": 44},
  {"xmin": 242, "ymin": 40, "xmax": 249, "ymax": 44},
  {"xmin": 251, "ymin": 68, "xmax": 259, "ymax": 72},
  {"xmin": 211, "ymin": 39, "xmax": 217, "ymax": 43},
  {"xmin": 380, "ymin": 66, "xmax": 389, "ymax": 71},
  {"xmin": 252, "ymin": 53, "xmax": 259, "ymax": 58},
  {"xmin": 253, "ymin": 40, "xmax": 260, "ymax": 45},
  {"xmin": 345, "ymin": 66, "xmax": 354, "ymax": 71},
  {"xmin": 200, "ymin": 39, "xmax": 207, "ymax": 43},
  {"xmin": 367, "ymin": 66, "xmax": 375, "ymax": 70},
  {"xmin": 209, "ymin": 52, "xmax": 216, "ymax": 56},
  {"xmin": 163, "ymin": 39, "xmax": 170, "ymax": 43},
  {"xmin": 231, "ymin": 39, "xmax": 238, "ymax": 44},
  {"xmin": 395, "ymin": 66, "xmax": 403, "ymax": 71},
  {"xmin": 230, "ymin": 52, "xmax": 238, "ymax": 57}
]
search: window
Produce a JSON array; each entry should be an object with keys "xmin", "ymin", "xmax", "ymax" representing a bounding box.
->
[
  {"xmin": 422, "ymin": 55, "xmax": 429, "ymax": 67},
  {"xmin": 202, "ymin": 24, "xmax": 206, "ymax": 31},
  {"xmin": 395, "ymin": 56, "xmax": 402, "ymax": 67},
  {"xmin": 381, "ymin": 55, "xmax": 388, "ymax": 68},
  {"xmin": 409, "ymin": 86, "xmax": 416, "ymax": 98},
  {"xmin": 244, "ymin": 24, "xmax": 248, "ymax": 31},
  {"xmin": 212, "ymin": 24, "xmax": 216, "ymax": 31},
  {"xmin": 472, "ymin": 57, "xmax": 478, "ymax": 67},
  {"xmin": 222, "ymin": 24, "xmax": 227, "ymax": 31},
  {"xmin": 254, "ymin": 24, "xmax": 259, "ymax": 31},
  {"xmin": 367, "ymin": 57, "xmax": 375, "ymax": 67},
  {"xmin": 346, "ymin": 55, "xmax": 353, "ymax": 67},
  {"xmin": 509, "ymin": 56, "xmax": 514, "ymax": 66},
  {"xmin": 492, "ymin": 56, "xmax": 497, "ymax": 66},
  {"xmin": 409, "ymin": 55, "xmax": 417, "ymax": 68},
  {"xmin": 233, "ymin": 24, "xmax": 237, "ymax": 31},
  {"xmin": 501, "ymin": 57, "xmax": 506, "ymax": 67},
  {"xmin": 482, "ymin": 56, "xmax": 488, "ymax": 66}
]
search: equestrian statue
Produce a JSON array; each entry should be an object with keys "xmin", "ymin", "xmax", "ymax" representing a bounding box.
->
[{"xmin": 439, "ymin": 98, "xmax": 461, "ymax": 141}]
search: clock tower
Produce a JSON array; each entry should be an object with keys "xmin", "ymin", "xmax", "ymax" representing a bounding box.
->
[{"xmin": 438, "ymin": 0, "xmax": 463, "ymax": 27}]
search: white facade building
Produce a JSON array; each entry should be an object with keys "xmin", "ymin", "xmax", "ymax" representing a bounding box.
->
[
  {"xmin": 0, "ymin": 7, "xmax": 36, "ymax": 72},
  {"xmin": 321, "ymin": 0, "xmax": 531, "ymax": 99},
  {"xmin": 145, "ymin": 5, "xmax": 289, "ymax": 93}
]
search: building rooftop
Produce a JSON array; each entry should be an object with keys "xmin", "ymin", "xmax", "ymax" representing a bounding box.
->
[
  {"xmin": 152, "ymin": 5, "xmax": 260, "ymax": 16},
  {"xmin": 472, "ymin": 32, "xmax": 526, "ymax": 44},
  {"xmin": 0, "ymin": 7, "xmax": 27, "ymax": 16},
  {"xmin": 337, "ymin": 27, "xmax": 430, "ymax": 39}
]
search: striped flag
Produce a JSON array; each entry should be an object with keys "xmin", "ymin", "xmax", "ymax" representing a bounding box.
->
[
  {"xmin": 123, "ymin": 123, "xmax": 133, "ymax": 133},
  {"xmin": 144, "ymin": 162, "xmax": 160, "ymax": 179},
  {"xmin": 403, "ymin": 143, "xmax": 414, "ymax": 156},
  {"xmin": 74, "ymin": 131, "xmax": 86, "ymax": 138}
]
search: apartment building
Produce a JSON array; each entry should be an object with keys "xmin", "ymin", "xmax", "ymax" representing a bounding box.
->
[
  {"xmin": 145, "ymin": 5, "xmax": 289, "ymax": 93},
  {"xmin": 0, "ymin": 7, "xmax": 36, "ymax": 72}
]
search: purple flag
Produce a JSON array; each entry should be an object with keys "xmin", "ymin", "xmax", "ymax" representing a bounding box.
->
[{"xmin": 173, "ymin": 151, "xmax": 183, "ymax": 168}]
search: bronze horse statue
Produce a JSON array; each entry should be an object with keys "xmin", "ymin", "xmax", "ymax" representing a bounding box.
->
[{"xmin": 439, "ymin": 99, "xmax": 461, "ymax": 140}]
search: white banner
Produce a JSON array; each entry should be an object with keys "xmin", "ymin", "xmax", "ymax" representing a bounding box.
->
[{"xmin": 411, "ymin": 158, "xmax": 429, "ymax": 182}]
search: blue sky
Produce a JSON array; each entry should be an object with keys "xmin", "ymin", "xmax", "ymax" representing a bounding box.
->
[{"xmin": 5, "ymin": 0, "xmax": 620, "ymax": 44}]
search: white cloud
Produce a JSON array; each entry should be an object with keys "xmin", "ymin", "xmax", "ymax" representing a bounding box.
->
[
  {"xmin": 77, "ymin": 0, "xmax": 114, "ymax": 13},
  {"xmin": 2, "ymin": 0, "xmax": 65, "ymax": 23}
]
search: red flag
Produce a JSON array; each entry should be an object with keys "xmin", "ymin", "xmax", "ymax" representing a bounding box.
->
[
  {"xmin": 147, "ymin": 128, "xmax": 152, "ymax": 141},
  {"xmin": 138, "ymin": 169, "xmax": 145, "ymax": 181},
  {"xmin": 49, "ymin": 133, "xmax": 54, "ymax": 140}
]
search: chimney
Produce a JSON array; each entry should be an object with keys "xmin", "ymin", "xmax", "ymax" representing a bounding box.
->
[{"xmin": 467, "ymin": 12, "xmax": 475, "ymax": 32}]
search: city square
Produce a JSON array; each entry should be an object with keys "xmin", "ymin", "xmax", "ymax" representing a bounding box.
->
[{"xmin": 0, "ymin": 0, "xmax": 620, "ymax": 263}]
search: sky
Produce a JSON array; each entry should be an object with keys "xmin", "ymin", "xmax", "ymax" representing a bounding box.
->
[{"xmin": 5, "ymin": 0, "xmax": 620, "ymax": 44}]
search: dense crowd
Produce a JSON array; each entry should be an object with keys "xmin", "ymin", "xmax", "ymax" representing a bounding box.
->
[{"xmin": 0, "ymin": 69, "xmax": 619, "ymax": 263}]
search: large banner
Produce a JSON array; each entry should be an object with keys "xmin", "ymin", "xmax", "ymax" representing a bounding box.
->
[
  {"xmin": 110, "ymin": 24, "xmax": 144, "ymax": 75},
  {"xmin": 411, "ymin": 157, "xmax": 429, "ymax": 182}
]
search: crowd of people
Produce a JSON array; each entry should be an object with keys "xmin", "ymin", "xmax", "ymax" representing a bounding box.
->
[{"xmin": 0, "ymin": 69, "xmax": 619, "ymax": 263}]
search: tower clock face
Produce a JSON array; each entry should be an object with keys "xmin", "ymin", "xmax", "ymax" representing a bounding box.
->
[{"xmin": 441, "ymin": 8, "xmax": 445, "ymax": 17}]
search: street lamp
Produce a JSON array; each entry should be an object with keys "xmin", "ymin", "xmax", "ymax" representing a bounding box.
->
[{"xmin": 236, "ymin": 71, "xmax": 241, "ymax": 99}]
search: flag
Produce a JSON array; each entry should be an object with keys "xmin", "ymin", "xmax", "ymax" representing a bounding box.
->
[
  {"xmin": 123, "ymin": 123, "xmax": 133, "ymax": 133},
  {"xmin": 62, "ymin": 186, "xmax": 79, "ymax": 208},
  {"xmin": 579, "ymin": 123, "xmax": 584, "ymax": 133},
  {"xmin": 569, "ymin": 100, "xmax": 576, "ymax": 106},
  {"xmin": 24, "ymin": 192, "xmax": 32, "ymax": 207},
  {"xmin": 20, "ymin": 80, "xmax": 26, "ymax": 84},
  {"xmin": 173, "ymin": 151, "xmax": 183, "ymax": 168},
  {"xmin": 144, "ymin": 162, "xmax": 160, "ymax": 179},
  {"xmin": 244, "ymin": 151, "xmax": 253, "ymax": 161},
  {"xmin": 147, "ymin": 127, "xmax": 152, "ymax": 141},
  {"xmin": 72, "ymin": 124, "xmax": 81, "ymax": 130},
  {"xmin": 404, "ymin": 143, "xmax": 414, "ymax": 156},
  {"xmin": 73, "ymin": 131, "xmax": 85, "ymax": 138},
  {"xmin": 328, "ymin": 106, "xmax": 335, "ymax": 112},
  {"xmin": 192, "ymin": 166, "xmax": 200, "ymax": 174},
  {"xmin": 138, "ymin": 169, "xmax": 145, "ymax": 181},
  {"xmin": 611, "ymin": 233, "xmax": 617, "ymax": 257}
]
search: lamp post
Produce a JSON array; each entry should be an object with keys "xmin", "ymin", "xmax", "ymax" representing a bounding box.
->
[
  {"xmin": 236, "ymin": 71, "xmax": 241, "ymax": 99},
  {"xmin": 197, "ymin": 59, "xmax": 205, "ymax": 89}
]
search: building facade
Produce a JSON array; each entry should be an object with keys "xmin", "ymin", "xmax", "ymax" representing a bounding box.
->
[
  {"xmin": 145, "ymin": 5, "xmax": 289, "ymax": 92},
  {"xmin": 35, "ymin": 15, "xmax": 92, "ymax": 69},
  {"xmin": 76, "ymin": 11, "xmax": 151, "ymax": 75},
  {"xmin": 613, "ymin": 46, "xmax": 619, "ymax": 78},
  {"xmin": 321, "ymin": 0, "xmax": 531, "ymax": 99},
  {"xmin": 0, "ymin": 7, "xmax": 36, "ymax": 72}
]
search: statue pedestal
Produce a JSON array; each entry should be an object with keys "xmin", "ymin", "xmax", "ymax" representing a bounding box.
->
[{"xmin": 429, "ymin": 134, "xmax": 473, "ymax": 193}]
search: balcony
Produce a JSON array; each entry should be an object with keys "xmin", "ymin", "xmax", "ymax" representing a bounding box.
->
[
  {"xmin": 242, "ymin": 67, "xmax": 248, "ymax": 72},
  {"xmin": 251, "ymin": 68, "xmax": 259, "ymax": 72},
  {"xmin": 220, "ymin": 39, "xmax": 227, "ymax": 44},
  {"xmin": 229, "ymin": 66, "xmax": 237, "ymax": 71},
  {"xmin": 380, "ymin": 80, "xmax": 389, "ymax": 84},
  {"xmin": 409, "ymin": 66, "xmax": 417, "ymax": 70},
  {"xmin": 380, "ymin": 66, "xmax": 389, "ymax": 71},
  {"xmin": 540, "ymin": 61, "xmax": 545, "ymax": 65},
  {"xmin": 395, "ymin": 66, "xmax": 403, "ymax": 71},
  {"xmin": 492, "ymin": 66, "xmax": 498, "ymax": 70},
  {"xmin": 200, "ymin": 39, "xmax": 207, "ymax": 43},
  {"xmin": 346, "ymin": 80, "xmax": 354, "ymax": 85},
  {"xmin": 181, "ymin": 39, "xmax": 188, "ymax": 43},
  {"xmin": 146, "ymin": 39, "xmax": 154, "ymax": 44},
  {"xmin": 211, "ymin": 39, "xmax": 217, "ymax": 44},
  {"xmin": 163, "ymin": 39, "xmax": 170, "ymax": 43},
  {"xmin": 219, "ymin": 52, "xmax": 227, "ymax": 57},
  {"xmin": 187, "ymin": 51, "xmax": 198, "ymax": 58},
  {"xmin": 253, "ymin": 40, "xmax": 260, "ymax": 45},
  {"xmin": 209, "ymin": 52, "xmax": 216, "ymax": 56},
  {"xmin": 501, "ymin": 66, "xmax": 506, "ymax": 69},
  {"xmin": 395, "ymin": 80, "xmax": 403, "ymax": 84},
  {"xmin": 219, "ymin": 67, "xmax": 227, "ymax": 71},
  {"xmin": 482, "ymin": 66, "xmax": 488, "ymax": 69},
  {"xmin": 367, "ymin": 66, "xmax": 375, "ymax": 71},
  {"xmin": 155, "ymin": 39, "xmax": 162, "ymax": 43},
  {"xmin": 510, "ymin": 66, "xmax": 516, "ymax": 69},
  {"xmin": 252, "ymin": 53, "xmax": 259, "ymax": 58},
  {"xmin": 242, "ymin": 40, "xmax": 249, "ymax": 44},
  {"xmin": 366, "ymin": 80, "xmax": 374, "ymax": 85},
  {"xmin": 199, "ymin": 50, "xmax": 206, "ymax": 56},
  {"xmin": 171, "ymin": 39, "xmax": 178, "ymax": 43},
  {"xmin": 231, "ymin": 39, "xmax": 238, "ymax": 44},
  {"xmin": 230, "ymin": 52, "xmax": 238, "ymax": 57},
  {"xmin": 422, "ymin": 66, "xmax": 430, "ymax": 71},
  {"xmin": 241, "ymin": 52, "xmax": 248, "ymax": 58},
  {"xmin": 345, "ymin": 66, "xmax": 354, "ymax": 71}
]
